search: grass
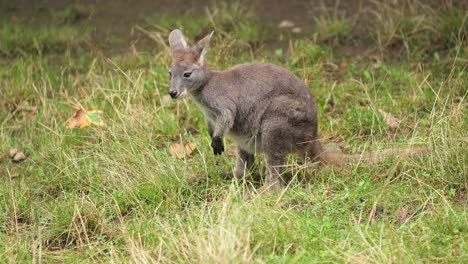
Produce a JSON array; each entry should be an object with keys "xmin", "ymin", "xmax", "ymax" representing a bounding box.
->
[
  {"xmin": 0, "ymin": 1, "xmax": 467, "ymax": 263},
  {"xmin": 311, "ymin": 2, "xmax": 353, "ymax": 45},
  {"xmin": 0, "ymin": 14, "xmax": 90, "ymax": 58},
  {"xmin": 369, "ymin": 0, "xmax": 467, "ymax": 60}
]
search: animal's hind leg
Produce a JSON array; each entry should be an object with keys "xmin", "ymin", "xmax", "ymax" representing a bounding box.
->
[
  {"xmin": 263, "ymin": 153, "xmax": 287, "ymax": 192},
  {"xmin": 261, "ymin": 123, "xmax": 289, "ymax": 192},
  {"xmin": 234, "ymin": 147, "xmax": 255, "ymax": 178}
]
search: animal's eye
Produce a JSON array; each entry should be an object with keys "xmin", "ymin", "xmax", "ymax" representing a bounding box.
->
[
  {"xmin": 183, "ymin": 72, "xmax": 192, "ymax": 78},
  {"xmin": 168, "ymin": 71, "xmax": 172, "ymax": 79}
]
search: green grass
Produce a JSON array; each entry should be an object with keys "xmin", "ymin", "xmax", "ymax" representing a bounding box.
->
[
  {"xmin": 0, "ymin": 1, "xmax": 467, "ymax": 263},
  {"xmin": 0, "ymin": 16, "xmax": 90, "ymax": 58}
]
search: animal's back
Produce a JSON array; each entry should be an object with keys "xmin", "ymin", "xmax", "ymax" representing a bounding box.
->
[
  {"xmin": 223, "ymin": 62, "xmax": 317, "ymax": 126},
  {"xmin": 228, "ymin": 62, "xmax": 312, "ymax": 98}
]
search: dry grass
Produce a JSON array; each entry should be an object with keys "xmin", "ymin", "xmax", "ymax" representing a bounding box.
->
[{"xmin": 0, "ymin": 1, "xmax": 466, "ymax": 263}]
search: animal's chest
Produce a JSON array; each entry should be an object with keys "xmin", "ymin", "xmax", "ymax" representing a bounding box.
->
[{"xmin": 191, "ymin": 96, "xmax": 216, "ymax": 122}]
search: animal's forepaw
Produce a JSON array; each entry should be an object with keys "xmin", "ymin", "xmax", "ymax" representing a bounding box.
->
[{"xmin": 211, "ymin": 137, "xmax": 224, "ymax": 155}]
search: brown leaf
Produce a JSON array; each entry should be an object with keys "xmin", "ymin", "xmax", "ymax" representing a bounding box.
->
[
  {"xmin": 8, "ymin": 148, "xmax": 19, "ymax": 158},
  {"xmin": 169, "ymin": 143, "xmax": 184, "ymax": 159},
  {"xmin": 68, "ymin": 108, "xmax": 104, "ymax": 129},
  {"xmin": 68, "ymin": 108, "xmax": 90, "ymax": 129},
  {"xmin": 12, "ymin": 151, "xmax": 27, "ymax": 162},
  {"xmin": 11, "ymin": 172, "xmax": 20, "ymax": 179},
  {"xmin": 378, "ymin": 109, "xmax": 398, "ymax": 131},
  {"xmin": 169, "ymin": 142, "xmax": 198, "ymax": 159}
]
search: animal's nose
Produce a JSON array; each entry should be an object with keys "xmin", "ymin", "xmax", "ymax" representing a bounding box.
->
[{"xmin": 169, "ymin": 90, "xmax": 177, "ymax": 98}]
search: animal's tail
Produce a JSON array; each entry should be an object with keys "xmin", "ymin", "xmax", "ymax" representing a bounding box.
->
[{"xmin": 309, "ymin": 141, "xmax": 430, "ymax": 167}]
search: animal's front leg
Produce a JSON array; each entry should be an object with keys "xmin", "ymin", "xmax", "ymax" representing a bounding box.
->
[
  {"xmin": 211, "ymin": 136, "xmax": 224, "ymax": 155},
  {"xmin": 207, "ymin": 120, "xmax": 224, "ymax": 155},
  {"xmin": 207, "ymin": 121, "xmax": 214, "ymax": 139},
  {"xmin": 210, "ymin": 109, "xmax": 234, "ymax": 155}
]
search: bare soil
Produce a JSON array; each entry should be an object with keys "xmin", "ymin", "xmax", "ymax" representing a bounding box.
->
[{"xmin": 1, "ymin": 0, "xmax": 466, "ymax": 55}]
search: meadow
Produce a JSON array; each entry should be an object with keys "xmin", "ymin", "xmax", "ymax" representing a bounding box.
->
[{"xmin": 0, "ymin": 1, "xmax": 466, "ymax": 263}]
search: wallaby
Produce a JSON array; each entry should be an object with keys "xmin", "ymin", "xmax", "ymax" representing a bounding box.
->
[{"xmin": 167, "ymin": 29, "xmax": 428, "ymax": 192}]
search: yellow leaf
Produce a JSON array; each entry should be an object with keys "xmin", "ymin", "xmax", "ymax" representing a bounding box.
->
[
  {"xmin": 68, "ymin": 108, "xmax": 104, "ymax": 129},
  {"xmin": 86, "ymin": 109, "xmax": 104, "ymax": 126},
  {"xmin": 185, "ymin": 142, "xmax": 197, "ymax": 153},
  {"xmin": 68, "ymin": 108, "xmax": 89, "ymax": 129},
  {"xmin": 169, "ymin": 142, "xmax": 198, "ymax": 159},
  {"xmin": 169, "ymin": 143, "xmax": 185, "ymax": 159}
]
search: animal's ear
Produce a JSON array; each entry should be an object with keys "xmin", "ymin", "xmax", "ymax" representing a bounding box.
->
[
  {"xmin": 168, "ymin": 29, "xmax": 187, "ymax": 52},
  {"xmin": 192, "ymin": 31, "xmax": 214, "ymax": 65}
]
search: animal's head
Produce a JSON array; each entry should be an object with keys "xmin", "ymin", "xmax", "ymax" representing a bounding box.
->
[{"xmin": 167, "ymin": 29, "xmax": 214, "ymax": 99}]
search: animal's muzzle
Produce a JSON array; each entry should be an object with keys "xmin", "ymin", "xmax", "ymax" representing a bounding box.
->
[{"xmin": 169, "ymin": 90, "xmax": 178, "ymax": 99}]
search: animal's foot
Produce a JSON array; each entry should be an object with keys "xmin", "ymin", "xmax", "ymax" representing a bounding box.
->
[
  {"xmin": 211, "ymin": 137, "xmax": 224, "ymax": 155},
  {"xmin": 261, "ymin": 180, "xmax": 285, "ymax": 193}
]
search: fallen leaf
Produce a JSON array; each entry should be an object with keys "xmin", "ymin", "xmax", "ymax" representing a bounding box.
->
[
  {"xmin": 292, "ymin": 27, "xmax": 302, "ymax": 33},
  {"xmin": 378, "ymin": 109, "xmax": 398, "ymax": 131},
  {"xmin": 68, "ymin": 108, "xmax": 89, "ymax": 129},
  {"xmin": 169, "ymin": 143, "xmax": 184, "ymax": 159},
  {"xmin": 278, "ymin": 20, "xmax": 294, "ymax": 28},
  {"xmin": 86, "ymin": 109, "xmax": 104, "ymax": 126},
  {"xmin": 11, "ymin": 172, "xmax": 20, "ymax": 179},
  {"xmin": 8, "ymin": 148, "xmax": 18, "ymax": 158},
  {"xmin": 169, "ymin": 142, "xmax": 197, "ymax": 159},
  {"xmin": 12, "ymin": 151, "xmax": 26, "ymax": 162},
  {"xmin": 184, "ymin": 142, "xmax": 197, "ymax": 153},
  {"xmin": 68, "ymin": 108, "xmax": 104, "ymax": 129}
]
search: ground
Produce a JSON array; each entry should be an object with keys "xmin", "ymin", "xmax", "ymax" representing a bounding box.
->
[{"xmin": 0, "ymin": 0, "xmax": 467, "ymax": 263}]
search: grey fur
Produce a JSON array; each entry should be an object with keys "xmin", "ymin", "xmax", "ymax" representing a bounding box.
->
[{"xmin": 167, "ymin": 29, "xmax": 428, "ymax": 192}]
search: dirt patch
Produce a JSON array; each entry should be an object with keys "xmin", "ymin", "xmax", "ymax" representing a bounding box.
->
[{"xmin": 1, "ymin": 0, "xmax": 466, "ymax": 56}]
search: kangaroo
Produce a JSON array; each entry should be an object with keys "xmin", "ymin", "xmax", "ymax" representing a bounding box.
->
[{"xmin": 167, "ymin": 29, "xmax": 428, "ymax": 192}]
